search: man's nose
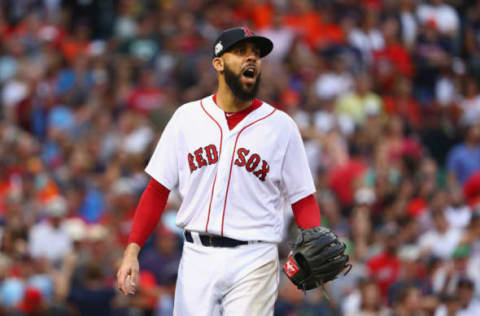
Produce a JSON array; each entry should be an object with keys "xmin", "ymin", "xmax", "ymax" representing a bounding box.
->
[{"xmin": 246, "ymin": 51, "xmax": 258, "ymax": 63}]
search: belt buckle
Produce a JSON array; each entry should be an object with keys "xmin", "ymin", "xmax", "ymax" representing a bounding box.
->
[{"xmin": 208, "ymin": 235, "xmax": 214, "ymax": 247}]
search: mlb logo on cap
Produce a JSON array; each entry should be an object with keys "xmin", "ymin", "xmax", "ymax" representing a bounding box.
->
[{"xmin": 212, "ymin": 26, "xmax": 273, "ymax": 58}]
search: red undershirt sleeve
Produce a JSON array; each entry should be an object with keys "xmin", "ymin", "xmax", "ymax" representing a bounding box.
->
[
  {"xmin": 127, "ymin": 178, "xmax": 170, "ymax": 248},
  {"xmin": 291, "ymin": 194, "xmax": 322, "ymax": 229}
]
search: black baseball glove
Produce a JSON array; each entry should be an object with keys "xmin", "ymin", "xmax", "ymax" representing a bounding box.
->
[{"xmin": 283, "ymin": 226, "xmax": 351, "ymax": 292}]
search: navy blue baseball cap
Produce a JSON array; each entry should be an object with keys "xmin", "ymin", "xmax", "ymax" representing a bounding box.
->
[{"xmin": 212, "ymin": 26, "xmax": 273, "ymax": 58}]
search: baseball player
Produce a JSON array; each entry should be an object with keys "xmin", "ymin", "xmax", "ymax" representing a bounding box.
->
[{"xmin": 117, "ymin": 26, "xmax": 348, "ymax": 316}]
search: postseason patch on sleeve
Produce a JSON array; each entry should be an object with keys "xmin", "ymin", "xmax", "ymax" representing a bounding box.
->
[{"xmin": 283, "ymin": 255, "xmax": 299, "ymax": 278}]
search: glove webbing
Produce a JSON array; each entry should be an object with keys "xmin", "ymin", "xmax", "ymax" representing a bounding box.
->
[{"xmin": 302, "ymin": 262, "xmax": 353, "ymax": 302}]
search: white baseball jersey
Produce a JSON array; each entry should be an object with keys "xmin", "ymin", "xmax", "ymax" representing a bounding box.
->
[{"xmin": 145, "ymin": 95, "xmax": 315, "ymax": 243}]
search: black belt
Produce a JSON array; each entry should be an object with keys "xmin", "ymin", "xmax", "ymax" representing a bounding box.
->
[{"xmin": 184, "ymin": 231, "xmax": 249, "ymax": 248}]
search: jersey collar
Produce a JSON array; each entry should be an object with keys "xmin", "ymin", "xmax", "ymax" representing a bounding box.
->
[
  {"xmin": 203, "ymin": 94, "xmax": 271, "ymax": 135},
  {"xmin": 212, "ymin": 94, "xmax": 263, "ymax": 116}
]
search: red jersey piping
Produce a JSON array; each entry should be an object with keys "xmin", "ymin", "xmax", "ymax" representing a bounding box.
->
[{"xmin": 200, "ymin": 99, "xmax": 223, "ymax": 233}]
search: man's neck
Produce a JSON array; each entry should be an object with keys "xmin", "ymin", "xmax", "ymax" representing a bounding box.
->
[{"xmin": 215, "ymin": 84, "xmax": 252, "ymax": 113}]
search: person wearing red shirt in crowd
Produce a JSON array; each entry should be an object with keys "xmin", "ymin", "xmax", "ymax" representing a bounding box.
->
[
  {"xmin": 232, "ymin": 0, "xmax": 273, "ymax": 31},
  {"xmin": 373, "ymin": 17, "xmax": 413, "ymax": 92},
  {"xmin": 367, "ymin": 225, "xmax": 401, "ymax": 299},
  {"xmin": 328, "ymin": 158, "xmax": 368, "ymax": 209},
  {"xmin": 127, "ymin": 69, "xmax": 166, "ymax": 114},
  {"xmin": 463, "ymin": 170, "xmax": 480, "ymax": 208},
  {"xmin": 383, "ymin": 76, "xmax": 422, "ymax": 130},
  {"xmin": 61, "ymin": 23, "xmax": 91, "ymax": 63},
  {"xmin": 283, "ymin": 1, "xmax": 345, "ymax": 50},
  {"xmin": 176, "ymin": 13, "xmax": 203, "ymax": 54}
]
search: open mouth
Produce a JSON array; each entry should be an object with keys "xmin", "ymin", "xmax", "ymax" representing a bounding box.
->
[{"xmin": 242, "ymin": 66, "xmax": 256, "ymax": 79}]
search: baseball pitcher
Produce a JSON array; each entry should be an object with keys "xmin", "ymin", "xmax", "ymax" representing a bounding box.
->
[{"xmin": 116, "ymin": 26, "xmax": 350, "ymax": 316}]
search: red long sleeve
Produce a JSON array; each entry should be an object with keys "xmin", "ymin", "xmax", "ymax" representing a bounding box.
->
[
  {"xmin": 291, "ymin": 194, "xmax": 322, "ymax": 229},
  {"xmin": 128, "ymin": 178, "xmax": 170, "ymax": 247}
]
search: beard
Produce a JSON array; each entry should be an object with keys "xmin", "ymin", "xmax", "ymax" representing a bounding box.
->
[{"xmin": 223, "ymin": 63, "xmax": 261, "ymax": 102}]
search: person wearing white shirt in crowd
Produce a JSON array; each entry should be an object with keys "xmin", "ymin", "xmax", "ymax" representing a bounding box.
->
[
  {"xmin": 258, "ymin": 13, "xmax": 296, "ymax": 64},
  {"xmin": 399, "ymin": 0, "xmax": 419, "ymax": 49},
  {"xmin": 28, "ymin": 196, "xmax": 72, "ymax": 265},
  {"xmin": 416, "ymin": 0, "xmax": 459, "ymax": 37},
  {"xmin": 445, "ymin": 187, "xmax": 472, "ymax": 229},
  {"xmin": 348, "ymin": 9, "xmax": 384, "ymax": 64},
  {"xmin": 458, "ymin": 77, "xmax": 480, "ymax": 123},
  {"xmin": 418, "ymin": 210, "xmax": 463, "ymax": 260},
  {"xmin": 457, "ymin": 278, "xmax": 480, "ymax": 316},
  {"xmin": 314, "ymin": 54, "xmax": 353, "ymax": 101}
]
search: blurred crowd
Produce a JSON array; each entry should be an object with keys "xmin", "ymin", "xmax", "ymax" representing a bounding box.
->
[{"xmin": 1, "ymin": 0, "xmax": 480, "ymax": 315}]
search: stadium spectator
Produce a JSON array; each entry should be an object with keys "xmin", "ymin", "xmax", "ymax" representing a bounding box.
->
[{"xmin": 447, "ymin": 121, "xmax": 480, "ymax": 186}]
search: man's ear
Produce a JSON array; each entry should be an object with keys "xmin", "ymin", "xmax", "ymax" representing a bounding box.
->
[{"xmin": 212, "ymin": 57, "xmax": 224, "ymax": 72}]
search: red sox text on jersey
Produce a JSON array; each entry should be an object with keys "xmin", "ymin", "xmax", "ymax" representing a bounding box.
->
[
  {"xmin": 145, "ymin": 95, "xmax": 315, "ymax": 242},
  {"xmin": 188, "ymin": 146, "xmax": 270, "ymax": 182}
]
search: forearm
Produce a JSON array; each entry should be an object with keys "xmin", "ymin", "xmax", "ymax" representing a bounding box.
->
[
  {"xmin": 291, "ymin": 194, "xmax": 322, "ymax": 229},
  {"xmin": 128, "ymin": 178, "xmax": 170, "ymax": 248}
]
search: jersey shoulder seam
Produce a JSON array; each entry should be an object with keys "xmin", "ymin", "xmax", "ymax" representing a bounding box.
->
[
  {"xmin": 172, "ymin": 99, "xmax": 207, "ymax": 121},
  {"xmin": 176, "ymin": 99, "xmax": 202, "ymax": 112}
]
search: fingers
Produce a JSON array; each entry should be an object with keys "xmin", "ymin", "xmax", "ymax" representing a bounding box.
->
[
  {"xmin": 129, "ymin": 268, "xmax": 138, "ymax": 295},
  {"xmin": 116, "ymin": 268, "xmax": 129, "ymax": 295},
  {"xmin": 116, "ymin": 255, "xmax": 139, "ymax": 296},
  {"xmin": 117, "ymin": 266, "xmax": 139, "ymax": 296}
]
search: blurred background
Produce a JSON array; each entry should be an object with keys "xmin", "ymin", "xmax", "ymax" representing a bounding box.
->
[{"xmin": 1, "ymin": 0, "xmax": 480, "ymax": 315}]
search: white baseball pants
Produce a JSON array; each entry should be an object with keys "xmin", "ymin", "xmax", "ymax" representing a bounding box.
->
[{"xmin": 173, "ymin": 235, "xmax": 279, "ymax": 316}]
